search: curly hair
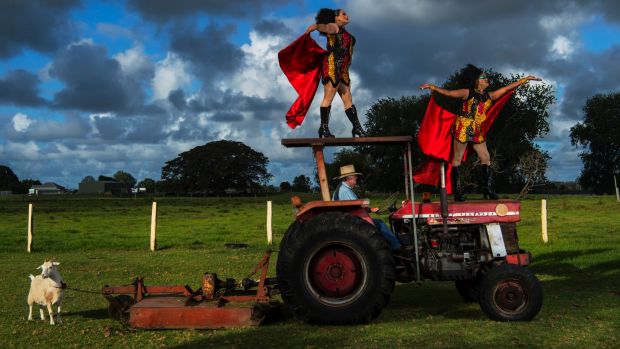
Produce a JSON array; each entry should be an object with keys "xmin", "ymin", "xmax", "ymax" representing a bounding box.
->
[
  {"xmin": 315, "ymin": 8, "xmax": 337, "ymax": 24},
  {"xmin": 458, "ymin": 64, "xmax": 484, "ymax": 89}
]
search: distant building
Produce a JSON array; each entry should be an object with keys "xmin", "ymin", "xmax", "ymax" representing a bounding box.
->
[
  {"xmin": 29, "ymin": 183, "xmax": 67, "ymax": 195},
  {"xmin": 0, "ymin": 190, "xmax": 12, "ymax": 196},
  {"xmin": 78, "ymin": 180, "xmax": 130, "ymax": 195}
]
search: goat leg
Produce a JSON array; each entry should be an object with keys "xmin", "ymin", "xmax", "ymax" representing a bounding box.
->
[
  {"xmin": 47, "ymin": 303, "xmax": 55, "ymax": 325},
  {"xmin": 39, "ymin": 307, "xmax": 46, "ymax": 321},
  {"xmin": 56, "ymin": 304, "xmax": 62, "ymax": 324},
  {"xmin": 28, "ymin": 304, "xmax": 34, "ymax": 321}
]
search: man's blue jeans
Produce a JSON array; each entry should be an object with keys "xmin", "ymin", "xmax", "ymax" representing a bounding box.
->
[{"xmin": 372, "ymin": 218, "xmax": 401, "ymax": 250}]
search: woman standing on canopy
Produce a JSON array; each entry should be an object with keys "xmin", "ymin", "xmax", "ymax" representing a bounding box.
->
[
  {"xmin": 419, "ymin": 64, "xmax": 541, "ymax": 201},
  {"xmin": 305, "ymin": 8, "xmax": 366, "ymax": 138}
]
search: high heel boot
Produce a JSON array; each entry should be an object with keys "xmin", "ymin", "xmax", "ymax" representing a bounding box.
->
[
  {"xmin": 318, "ymin": 106, "xmax": 335, "ymax": 138},
  {"xmin": 482, "ymin": 165, "xmax": 499, "ymax": 200},
  {"xmin": 452, "ymin": 166, "xmax": 465, "ymax": 201},
  {"xmin": 344, "ymin": 105, "xmax": 367, "ymax": 137}
]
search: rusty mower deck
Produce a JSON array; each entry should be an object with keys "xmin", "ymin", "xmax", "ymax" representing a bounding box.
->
[{"xmin": 102, "ymin": 251, "xmax": 280, "ymax": 329}]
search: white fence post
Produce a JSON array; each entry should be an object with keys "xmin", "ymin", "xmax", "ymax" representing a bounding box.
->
[
  {"xmin": 150, "ymin": 202, "xmax": 157, "ymax": 251},
  {"xmin": 541, "ymin": 199, "xmax": 548, "ymax": 243},
  {"xmin": 27, "ymin": 203, "xmax": 34, "ymax": 252},
  {"xmin": 614, "ymin": 175, "xmax": 619, "ymax": 202},
  {"xmin": 267, "ymin": 201, "xmax": 273, "ymax": 245}
]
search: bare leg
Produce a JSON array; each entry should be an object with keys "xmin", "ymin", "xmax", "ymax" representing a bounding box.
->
[
  {"xmin": 452, "ymin": 139, "xmax": 468, "ymax": 166},
  {"xmin": 28, "ymin": 304, "xmax": 33, "ymax": 321},
  {"xmin": 337, "ymin": 83, "xmax": 353, "ymax": 109},
  {"xmin": 472, "ymin": 142, "xmax": 491, "ymax": 165},
  {"xmin": 40, "ymin": 307, "xmax": 45, "ymax": 320},
  {"xmin": 321, "ymin": 83, "xmax": 338, "ymax": 107}
]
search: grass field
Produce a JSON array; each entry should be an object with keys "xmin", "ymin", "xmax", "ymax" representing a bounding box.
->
[{"xmin": 0, "ymin": 194, "xmax": 618, "ymax": 348}]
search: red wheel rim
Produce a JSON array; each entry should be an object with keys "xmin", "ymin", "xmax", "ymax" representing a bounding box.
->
[
  {"xmin": 309, "ymin": 247, "xmax": 363, "ymax": 298},
  {"xmin": 493, "ymin": 279, "xmax": 527, "ymax": 313}
]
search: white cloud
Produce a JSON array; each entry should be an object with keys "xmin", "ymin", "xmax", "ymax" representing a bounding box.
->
[
  {"xmin": 115, "ymin": 45, "xmax": 150, "ymax": 76},
  {"xmin": 550, "ymin": 35, "xmax": 575, "ymax": 59},
  {"xmin": 152, "ymin": 52, "xmax": 192, "ymax": 100},
  {"xmin": 12, "ymin": 113, "xmax": 33, "ymax": 132}
]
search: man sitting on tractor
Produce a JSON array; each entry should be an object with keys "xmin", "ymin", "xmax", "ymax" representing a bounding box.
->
[{"xmin": 332, "ymin": 164, "xmax": 402, "ymax": 252}]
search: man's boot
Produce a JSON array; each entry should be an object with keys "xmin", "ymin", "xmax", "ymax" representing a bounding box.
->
[
  {"xmin": 344, "ymin": 105, "xmax": 367, "ymax": 137},
  {"xmin": 318, "ymin": 106, "xmax": 335, "ymax": 138},
  {"xmin": 452, "ymin": 166, "xmax": 465, "ymax": 201},
  {"xmin": 482, "ymin": 164, "xmax": 499, "ymax": 200}
]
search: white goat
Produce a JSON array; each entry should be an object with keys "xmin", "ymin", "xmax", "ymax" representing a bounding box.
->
[{"xmin": 28, "ymin": 260, "xmax": 65, "ymax": 325}]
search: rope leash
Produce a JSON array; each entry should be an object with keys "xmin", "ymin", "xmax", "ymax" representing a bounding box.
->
[{"xmin": 54, "ymin": 282, "xmax": 102, "ymax": 294}]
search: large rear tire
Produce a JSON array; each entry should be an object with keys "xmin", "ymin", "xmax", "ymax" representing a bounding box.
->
[
  {"xmin": 479, "ymin": 264, "xmax": 543, "ymax": 321},
  {"xmin": 277, "ymin": 212, "xmax": 395, "ymax": 324}
]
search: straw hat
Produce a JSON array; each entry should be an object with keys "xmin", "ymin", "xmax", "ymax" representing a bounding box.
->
[{"xmin": 335, "ymin": 164, "xmax": 362, "ymax": 180}]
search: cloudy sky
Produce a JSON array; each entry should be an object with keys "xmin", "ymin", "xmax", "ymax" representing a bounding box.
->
[{"xmin": 1, "ymin": 0, "xmax": 619, "ymax": 188}]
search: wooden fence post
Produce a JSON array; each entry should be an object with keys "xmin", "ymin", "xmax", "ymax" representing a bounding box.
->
[
  {"xmin": 150, "ymin": 202, "xmax": 157, "ymax": 251},
  {"xmin": 266, "ymin": 201, "xmax": 273, "ymax": 245},
  {"xmin": 541, "ymin": 199, "xmax": 548, "ymax": 243},
  {"xmin": 614, "ymin": 175, "xmax": 619, "ymax": 202},
  {"xmin": 27, "ymin": 203, "xmax": 34, "ymax": 252}
]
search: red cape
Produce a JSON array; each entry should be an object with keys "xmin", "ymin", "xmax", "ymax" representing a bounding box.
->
[
  {"xmin": 278, "ymin": 34, "xmax": 327, "ymax": 129},
  {"xmin": 413, "ymin": 91, "xmax": 514, "ymax": 193}
]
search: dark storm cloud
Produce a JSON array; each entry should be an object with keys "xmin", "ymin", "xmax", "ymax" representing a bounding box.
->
[
  {"xmin": 187, "ymin": 87, "xmax": 287, "ymax": 121},
  {"xmin": 0, "ymin": 0, "xmax": 79, "ymax": 58},
  {"xmin": 49, "ymin": 41, "xmax": 146, "ymax": 113},
  {"xmin": 0, "ymin": 70, "xmax": 47, "ymax": 106},
  {"xmin": 126, "ymin": 0, "xmax": 300, "ymax": 22},
  {"xmin": 254, "ymin": 20, "xmax": 289, "ymax": 37},
  {"xmin": 169, "ymin": 23, "xmax": 243, "ymax": 78},
  {"xmin": 168, "ymin": 89, "xmax": 187, "ymax": 110},
  {"xmin": 4, "ymin": 113, "xmax": 89, "ymax": 142}
]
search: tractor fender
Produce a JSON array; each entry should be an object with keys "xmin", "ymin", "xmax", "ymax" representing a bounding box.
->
[{"xmin": 295, "ymin": 199, "xmax": 374, "ymax": 225}]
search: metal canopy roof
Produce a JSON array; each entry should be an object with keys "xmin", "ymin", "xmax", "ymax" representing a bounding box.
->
[{"xmin": 281, "ymin": 136, "xmax": 413, "ymax": 148}]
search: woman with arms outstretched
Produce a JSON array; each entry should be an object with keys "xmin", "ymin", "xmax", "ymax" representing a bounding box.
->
[{"xmin": 419, "ymin": 64, "xmax": 541, "ymax": 200}]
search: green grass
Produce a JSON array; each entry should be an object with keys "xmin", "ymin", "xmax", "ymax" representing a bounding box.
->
[{"xmin": 0, "ymin": 194, "xmax": 618, "ymax": 348}]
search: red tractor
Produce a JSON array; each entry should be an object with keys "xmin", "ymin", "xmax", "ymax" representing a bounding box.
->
[{"xmin": 277, "ymin": 136, "xmax": 542, "ymax": 324}]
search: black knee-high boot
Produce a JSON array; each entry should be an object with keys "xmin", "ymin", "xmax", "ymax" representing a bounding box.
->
[
  {"xmin": 344, "ymin": 105, "xmax": 367, "ymax": 137},
  {"xmin": 482, "ymin": 165, "xmax": 499, "ymax": 200},
  {"xmin": 318, "ymin": 106, "xmax": 335, "ymax": 138},
  {"xmin": 452, "ymin": 166, "xmax": 465, "ymax": 201}
]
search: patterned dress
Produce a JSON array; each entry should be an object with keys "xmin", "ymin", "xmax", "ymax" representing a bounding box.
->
[
  {"xmin": 453, "ymin": 89, "xmax": 493, "ymax": 144},
  {"xmin": 322, "ymin": 28, "xmax": 355, "ymax": 86}
]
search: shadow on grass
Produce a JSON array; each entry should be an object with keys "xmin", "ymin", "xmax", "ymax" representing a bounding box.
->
[{"xmin": 65, "ymin": 307, "xmax": 109, "ymax": 320}]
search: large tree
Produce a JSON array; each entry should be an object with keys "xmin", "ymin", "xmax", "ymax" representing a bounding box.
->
[
  {"xmin": 113, "ymin": 170, "xmax": 137, "ymax": 187},
  {"xmin": 292, "ymin": 175, "xmax": 312, "ymax": 192},
  {"xmin": 0, "ymin": 165, "xmax": 20, "ymax": 192},
  {"xmin": 570, "ymin": 93, "xmax": 620, "ymax": 194},
  {"xmin": 161, "ymin": 140, "xmax": 272, "ymax": 194},
  {"xmin": 352, "ymin": 69, "xmax": 554, "ymax": 193}
]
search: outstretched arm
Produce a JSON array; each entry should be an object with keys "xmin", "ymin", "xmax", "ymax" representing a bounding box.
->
[
  {"xmin": 305, "ymin": 23, "xmax": 339, "ymax": 34},
  {"xmin": 419, "ymin": 83, "xmax": 469, "ymax": 100},
  {"xmin": 489, "ymin": 75, "xmax": 542, "ymax": 100}
]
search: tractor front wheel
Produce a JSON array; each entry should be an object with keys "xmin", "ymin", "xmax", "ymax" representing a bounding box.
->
[
  {"xmin": 478, "ymin": 264, "xmax": 543, "ymax": 321},
  {"xmin": 277, "ymin": 212, "xmax": 395, "ymax": 324}
]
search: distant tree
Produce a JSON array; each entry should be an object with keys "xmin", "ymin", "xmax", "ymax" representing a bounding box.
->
[
  {"xmin": 98, "ymin": 175, "xmax": 116, "ymax": 181},
  {"xmin": 570, "ymin": 93, "xmax": 620, "ymax": 194},
  {"xmin": 161, "ymin": 140, "xmax": 272, "ymax": 194},
  {"xmin": 0, "ymin": 165, "xmax": 20, "ymax": 192},
  {"xmin": 137, "ymin": 178, "xmax": 156, "ymax": 193},
  {"xmin": 113, "ymin": 170, "xmax": 137, "ymax": 187},
  {"xmin": 515, "ymin": 148, "xmax": 550, "ymax": 199},
  {"xmin": 17, "ymin": 179, "xmax": 41, "ymax": 194},
  {"xmin": 292, "ymin": 175, "xmax": 312, "ymax": 192},
  {"xmin": 361, "ymin": 69, "xmax": 555, "ymax": 193},
  {"xmin": 80, "ymin": 175, "xmax": 95, "ymax": 184},
  {"xmin": 279, "ymin": 181, "xmax": 292, "ymax": 192}
]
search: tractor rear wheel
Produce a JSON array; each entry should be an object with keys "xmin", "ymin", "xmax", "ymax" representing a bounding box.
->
[
  {"xmin": 277, "ymin": 212, "xmax": 395, "ymax": 324},
  {"xmin": 478, "ymin": 264, "xmax": 543, "ymax": 321}
]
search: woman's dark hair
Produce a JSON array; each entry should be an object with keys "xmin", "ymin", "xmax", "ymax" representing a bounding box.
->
[
  {"xmin": 458, "ymin": 64, "xmax": 483, "ymax": 89},
  {"xmin": 315, "ymin": 8, "xmax": 336, "ymax": 24}
]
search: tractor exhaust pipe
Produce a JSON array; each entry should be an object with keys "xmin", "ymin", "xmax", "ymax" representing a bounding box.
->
[{"xmin": 440, "ymin": 161, "xmax": 449, "ymax": 238}]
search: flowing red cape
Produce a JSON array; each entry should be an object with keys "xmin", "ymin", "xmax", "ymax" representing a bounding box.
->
[
  {"xmin": 413, "ymin": 91, "xmax": 514, "ymax": 193},
  {"xmin": 278, "ymin": 34, "xmax": 327, "ymax": 129}
]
